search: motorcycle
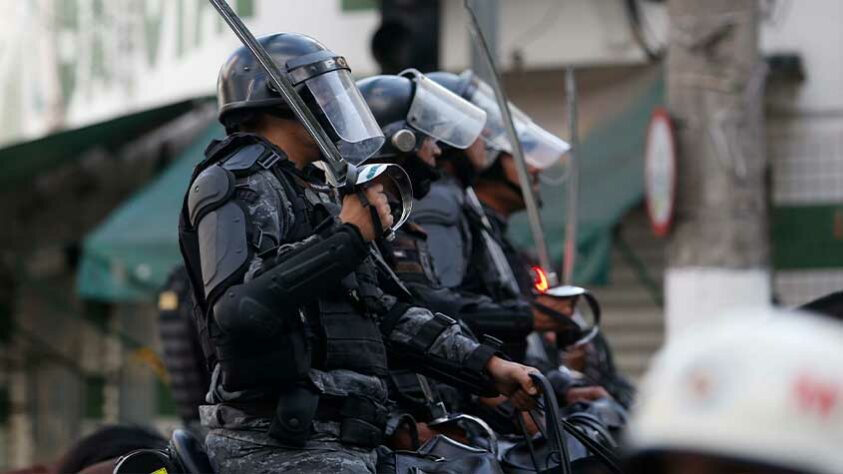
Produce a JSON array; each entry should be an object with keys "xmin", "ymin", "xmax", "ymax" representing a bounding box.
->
[{"xmin": 113, "ymin": 373, "xmax": 620, "ymax": 474}]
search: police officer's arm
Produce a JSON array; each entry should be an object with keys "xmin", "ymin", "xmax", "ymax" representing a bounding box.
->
[
  {"xmin": 373, "ymin": 291, "xmax": 505, "ymax": 397},
  {"xmin": 410, "ymin": 182, "xmax": 534, "ymax": 342},
  {"xmin": 388, "ymin": 226, "xmax": 534, "ymax": 350},
  {"xmin": 189, "ymin": 167, "xmax": 371, "ymax": 325},
  {"xmin": 379, "ymin": 302, "xmax": 538, "ymax": 404},
  {"xmin": 412, "ymin": 284, "xmax": 534, "ymax": 346}
]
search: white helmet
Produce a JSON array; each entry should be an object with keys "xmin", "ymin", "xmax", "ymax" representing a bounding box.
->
[{"xmin": 625, "ymin": 307, "xmax": 843, "ymax": 474}]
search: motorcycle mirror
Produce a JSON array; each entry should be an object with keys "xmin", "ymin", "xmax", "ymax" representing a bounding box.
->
[
  {"xmin": 545, "ymin": 284, "xmax": 587, "ymax": 299},
  {"xmin": 542, "ymin": 285, "xmax": 601, "ymax": 349}
]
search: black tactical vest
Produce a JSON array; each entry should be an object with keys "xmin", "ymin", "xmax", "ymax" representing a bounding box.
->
[
  {"xmin": 462, "ymin": 203, "xmax": 535, "ymax": 301},
  {"xmin": 178, "ymin": 134, "xmax": 388, "ymax": 394}
]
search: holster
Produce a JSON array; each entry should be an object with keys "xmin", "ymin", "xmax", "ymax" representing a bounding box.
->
[
  {"xmin": 267, "ymin": 388, "xmax": 389, "ymax": 450},
  {"xmin": 341, "ymin": 418, "xmax": 383, "ymax": 449},
  {"xmin": 336, "ymin": 396, "xmax": 388, "ymax": 449},
  {"xmin": 268, "ymin": 384, "xmax": 320, "ymax": 447}
]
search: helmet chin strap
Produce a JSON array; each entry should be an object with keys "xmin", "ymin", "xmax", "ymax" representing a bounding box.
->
[
  {"xmin": 372, "ymin": 126, "xmax": 442, "ymax": 200},
  {"xmin": 402, "ymin": 153, "xmax": 441, "ymax": 199},
  {"xmin": 439, "ymin": 147, "xmax": 477, "ymax": 187}
]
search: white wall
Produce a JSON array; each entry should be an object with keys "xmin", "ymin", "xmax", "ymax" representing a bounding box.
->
[
  {"xmin": 761, "ymin": 0, "xmax": 843, "ymax": 113},
  {"xmin": 441, "ymin": 0, "xmax": 662, "ymax": 72},
  {"xmin": 761, "ymin": 1, "xmax": 843, "ymax": 307},
  {"xmin": 1, "ymin": 0, "xmax": 668, "ymax": 149},
  {"xmin": 0, "ymin": 0, "xmax": 382, "ymax": 148}
]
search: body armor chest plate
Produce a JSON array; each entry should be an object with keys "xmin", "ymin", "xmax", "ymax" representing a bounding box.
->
[
  {"xmin": 293, "ymin": 176, "xmax": 389, "ymax": 376},
  {"xmin": 179, "ymin": 134, "xmax": 388, "ymax": 393}
]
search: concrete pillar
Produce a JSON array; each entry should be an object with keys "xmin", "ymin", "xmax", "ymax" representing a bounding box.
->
[{"xmin": 665, "ymin": 0, "xmax": 771, "ymax": 337}]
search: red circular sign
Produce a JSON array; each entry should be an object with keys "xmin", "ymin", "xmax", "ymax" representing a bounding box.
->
[{"xmin": 644, "ymin": 107, "xmax": 677, "ymax": 237}]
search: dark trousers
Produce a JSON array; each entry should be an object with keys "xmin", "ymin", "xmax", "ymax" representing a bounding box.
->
[{"xmin": 206, "ymin": 427, "xmax": 377, "ymax": 473}]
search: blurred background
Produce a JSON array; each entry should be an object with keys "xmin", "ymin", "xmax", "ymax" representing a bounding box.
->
[{"xmin": 0, "ymin": 0, "xmax": 839, "ymax": 469}]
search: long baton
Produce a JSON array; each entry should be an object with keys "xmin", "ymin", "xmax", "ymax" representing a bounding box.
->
[
  {"xmin": 208, "ymin": 0, "xmax": 352, "ymax": 186},
  {"xmin": 463, "ymin": 0, "xmax": 557, "ymax": 286},
  {"xmin": 562, "ymin": 68, "xmax": 579, "ymax": 285}
]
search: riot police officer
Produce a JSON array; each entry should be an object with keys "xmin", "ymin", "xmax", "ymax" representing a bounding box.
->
[
  {"xmin": 355, "ymin": 72, "xmax": 609, "ymax": 441},
  {"xmin": 442, "ymin": 70, "xmax": 636, "ymax": 408},
  {"xmin": 411, "ymin": 72, "xmax": 580, "ymax": 363},
  {"xmin": 403, "ymin": 71, "xmax": 620, "ymax": 409},
  {"xmin": 472, "ymin": 147, "xmax": 635, "ymax": 408},
  {"xmin": 356, "ymin": 71, "xmax": 534, "ymax": 354},
  {"xmin": 355, "ymin": 71, "xmax": 528, "ymax": 436},
  {"xmin": 178, "ymin": 34, "xmax": 539, "ymax": 473}
]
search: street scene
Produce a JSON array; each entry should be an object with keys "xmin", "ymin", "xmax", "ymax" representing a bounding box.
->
[{"xmin": 0, "ymin": 0, "xmax": 841, "ymax": 472}]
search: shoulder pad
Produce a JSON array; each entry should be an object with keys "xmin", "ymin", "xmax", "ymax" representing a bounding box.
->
[
  {"xmin": 198, "ymin": 202, "xmax": 249, "ymax": 300},
  {"xmin": 221, "ymin": 143, "xmax": 280, "ymax": 172},
  {"xmin": 188, "ymin": 165, "xmax": 235, "ymax": 227},
  {"xmin": 413, "ymin": 179, "xmax": 463, "ymax": 226}
]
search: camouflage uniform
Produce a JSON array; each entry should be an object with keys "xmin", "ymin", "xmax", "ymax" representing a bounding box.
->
[
  {"xmin": 406, "ymin": 177, "xmax": 534, "ymax": 363},
  {"xmin": 188, "ymin": 138, "xmax": 497, "ymax": 473}
]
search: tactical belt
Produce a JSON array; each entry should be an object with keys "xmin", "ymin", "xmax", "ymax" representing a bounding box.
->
[
  {"xmin": 240, "ymin": 391, "xmax": 388, "ymax": 449},
  {"xmin": 317, "ymin": 396, "xmax": 388, "ymax": 449}
]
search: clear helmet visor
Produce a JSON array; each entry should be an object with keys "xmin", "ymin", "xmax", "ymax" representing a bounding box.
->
[
  {"xmin": 354, "ymin": 163, "xmax": 413, "ymax": 234},
  {"xmin": 305, "ymin": 70, "xmax": 386, "ymax": 165},
  {"xmin": 466, "ymin": 73, "xmax": 570, "ymax": 169},
  {"xmin": 470, "ymin": 79, "xmax": 526, "ymax": 151},
  {"xmin": 403, "ymin": 71, "xmax": 487, "ymax": 149},
  {"xmin": 517, "ymin": 121, "xmax": 571, "ymax": 170}
]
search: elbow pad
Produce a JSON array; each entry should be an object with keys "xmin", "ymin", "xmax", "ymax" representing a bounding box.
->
[
  {"xmin": 209, "ymin": 223, "xmax": 368, "ymax": 390},
  {"xmin": 390, "ymin": 342, "xmax": 501, "ymax": 398},
  {"xmin": 259, "ymin": 222, "xmax": 369, "ymax": 299},
  {"xmin": 213, "ymin": 223, "xmax": 368, "ymax": 337},
  {"xmin": 384, "ymin": 311, "xmax": 500, "ymax": 397}
]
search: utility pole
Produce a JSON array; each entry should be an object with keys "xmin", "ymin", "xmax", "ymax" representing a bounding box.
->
[{"xmin": 665, "ymin": 0, "xmax": 770, "ymax": 338}]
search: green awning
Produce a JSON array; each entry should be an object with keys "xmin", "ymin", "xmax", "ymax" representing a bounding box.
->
[
  {"xmin": 77, "ymin": 123, "xmax": 224, "ymax": 302},
  {"xmin": 509, "ymin": 73, "xmax": 665, "ymax": 284},
  {"xmin": 0, "ymin": 100, "xmax": 199, "ymax": 188}
]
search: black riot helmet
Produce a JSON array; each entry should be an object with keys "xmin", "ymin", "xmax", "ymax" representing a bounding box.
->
[
  {"xmin": 425, "ymin": 71, "xmax": 488, "ymax": 187},
  {"xmin": 428, "ymin": 70, "xmax": 569, "ymax": 171},
  {"xmin": 356, "ymin": 75, "xmax": 417, "ymax": 158},
  {"xmin": 216, "ymin": 33, "xmax": 385, "ymax": 165},
  {"xmin": 357, "ymin": 71, "xmax": 487, "ymax": 198}
]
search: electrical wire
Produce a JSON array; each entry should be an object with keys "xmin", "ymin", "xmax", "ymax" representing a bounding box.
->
[
  {"xmin": 637, "ymin": 2, "xmax": 665, "ymax": 48},
  {"xmin": 508, "ymin": 1, "xmax": 567, "ymax": 54},
  {"xmin": 761, "ymin": 0, "xmax": 793, "ymax": 28},
  {"xmin": 540, "ymin": 161, "xmax": 572, "ymax": 186},
  {"xmin": 514, "ymin": 413, "xmax": 541, "ymax": 471},
  {"xmin": 528, "ymin": 408, "xmax": 548, "ymax": 439},
  {"xmin": 531, "ymin": 398, "xmax": 622, "ymax": 473},
  {"xmin": 623, "ymin": 0, "xmax": 665, "ymax": 62}
]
